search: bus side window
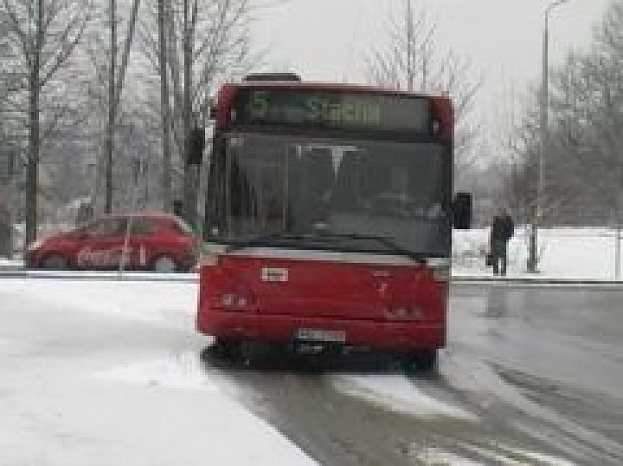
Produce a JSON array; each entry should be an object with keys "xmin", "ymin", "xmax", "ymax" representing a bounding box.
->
[{"xmin": 204, "ymin": 136, "xmax": 228, "ymax": 237}]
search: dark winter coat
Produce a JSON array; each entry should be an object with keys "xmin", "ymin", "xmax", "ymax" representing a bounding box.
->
[{"xmin": 490, "ymin": 214, "xmax": 514, "ymax": 244}]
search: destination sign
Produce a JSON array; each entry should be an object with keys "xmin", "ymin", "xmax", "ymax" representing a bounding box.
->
[{"xmin": 234, "ymin": 88, "xmax": 431, "ymax": 132}]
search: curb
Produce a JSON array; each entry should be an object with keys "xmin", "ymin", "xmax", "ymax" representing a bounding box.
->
[
  {"xmin": 0, "ymin": 267, "xmax": 197, "ymax": 283},
  {"xmin": 451, "ymin": 276, "xmax": 623, "ymax": 286},
  {"xmin": 2, "ymin": 266, "xmax": 622, "ymax": 286}
]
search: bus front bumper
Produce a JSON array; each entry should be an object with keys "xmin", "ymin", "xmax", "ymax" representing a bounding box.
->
[{"xmin": 196, "ymin": 310, "xmax": 445, "ymax": 351}]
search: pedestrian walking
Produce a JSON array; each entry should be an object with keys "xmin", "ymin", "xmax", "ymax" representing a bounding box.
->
[{"xmin": 489, "ymin": 207, "xmax": 514, "ymax": 276}]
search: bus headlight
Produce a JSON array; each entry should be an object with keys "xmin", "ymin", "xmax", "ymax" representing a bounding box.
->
[
  {"xmin": 387, "ymin": 305, "xmax": 424, "ymax": 320},
  {"xmin": 220, "ymin": 293, "xmax": 251, "ymax": 311},
  {"xmin": 26, "ymin": 239, "xmax": 45, "ymax": 252},
  {"xmin": 199, "ymin": 253, "xmax": 220, "ymax": 268},
  {"xmin": 427, "ymin": 258, "xmax": 451, "ymax": 282}
]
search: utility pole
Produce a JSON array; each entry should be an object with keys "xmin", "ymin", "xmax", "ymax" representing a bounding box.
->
[
  {"xmin": 528, "ymin": 0, "xmax": 569, "ymax": 272},
  {"xmin": 406, "ymin": 0, "xmax": 414, "ymax": 92},
  {"xmin": 421, "ymin": 0, "xmax": 428, "ymax": 92}
]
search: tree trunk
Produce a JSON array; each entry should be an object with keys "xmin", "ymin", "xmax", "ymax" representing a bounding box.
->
[
  {"xmin": 158, "ymin": 0, "xmax": 172, "ymax": 213},
  {"xmin": 182, "ymin": 0, "xmax": 197, "ymax": 228},
  {"xmin": 105, "ymin": 0, "xmax": 116, "ymax": 213},
  {"xmin": 25, "ymin": 0, "xmax": 44, "ymax": 246},
  {"xmin": 25, "ymin": 82, "xmax": 39, "ymax": 246}
]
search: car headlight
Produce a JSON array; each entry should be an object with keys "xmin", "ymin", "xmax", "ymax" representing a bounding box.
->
[{"xmin": 26, "ymin": 239, "xmax": 45, "ymax": 251}]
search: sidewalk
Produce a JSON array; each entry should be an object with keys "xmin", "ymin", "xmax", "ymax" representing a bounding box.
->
[
  {"xmin": 0, "ymin": 258, "xmax": 21, "ymax": 272},
  {"xmin": 4, "ymin": 258, "xmax": 622, "ymax": 286},
  {"xmin": 452, "ymin": 227, "xmax": 623, "ymax": 285},
  {"xmin": 452, "ymin": 266, "xmax": 623, "ymax": 286}
]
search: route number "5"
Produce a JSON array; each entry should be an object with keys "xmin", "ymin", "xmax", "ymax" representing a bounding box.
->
[{"xmin": 249, "ymin": 90, "xmax": 268, "ymax": 119}]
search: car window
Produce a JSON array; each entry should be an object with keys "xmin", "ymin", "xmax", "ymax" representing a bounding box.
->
[
  {"xmin": 173, "ymin": 217, "xmax": 195, "ymax": 235},
  {"xmin": 85, "ymin": 218, "xmax": 127, "ymax": 237},
  {"xmin": 130, "ymin": 218, "xmax": 156, "ymax": 235}
]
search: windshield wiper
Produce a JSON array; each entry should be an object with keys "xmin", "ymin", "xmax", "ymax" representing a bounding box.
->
[
  {"xmin": 224, "ymin": 232, "xmax": 310, "ymax": 253},
  {"xmin": 303, "ymin": 231, "xmax": 426, "ymax": 261},
  {"xmin": 224, "ymin": 230, "xmax": 425, "ymax": 261}
]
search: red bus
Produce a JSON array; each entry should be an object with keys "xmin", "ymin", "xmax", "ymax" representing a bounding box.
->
[{"xmin": 196, "ymin": 74, "xmax": 471, "ymax": 371}]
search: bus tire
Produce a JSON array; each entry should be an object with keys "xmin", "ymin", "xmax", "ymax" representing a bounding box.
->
[
  {"xmin": 401, "ymin": 349, "xmax": 437, "ymax": 374},
  {"xmin": 213, "ymin": 337, "xmax": 242, "ymax": 360}
]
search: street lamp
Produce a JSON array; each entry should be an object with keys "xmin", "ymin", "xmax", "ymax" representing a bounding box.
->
[{"xmin": 528, "ymin": 0, "xmax": 570, "ymax": 272}]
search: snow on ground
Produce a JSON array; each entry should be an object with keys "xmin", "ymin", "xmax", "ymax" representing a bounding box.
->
[
  {"xmin": 331, "ymin": 373, "xmax": 477, "ymax": 421},
  {"xmin": 413, "ymin": 447, "xmax": 483, "ymax": 466},
  {"xmin": 0, "ymin": 279, "xmax": 317, "ymax": 466},
  {"xmin": 453, "ymin": 226, "xmax": 623, "ymax": 280},
  {"xmin": 0, "ymin": 257, "xmax": 19, "ymax": 268}
]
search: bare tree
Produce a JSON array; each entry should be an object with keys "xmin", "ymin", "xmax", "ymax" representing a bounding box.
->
[
  {"xmin": 365, "ymin": 0, "xmax": 482, "ymax": 186},
  {"xmin": 104, "ymin": 0, "xmax": 141, "ymax": 213},
  {"xmin": 138, "ymin": 0, "xmax": 258, "ymax": 227},
  {"xmin": 1, "ymin": 0, "xmax": 91, "ymax": 245},
  {"xmin": 505, "ymin": 0, "xmax": 623, "ymax": 227},
  {"xmin": 157, "ymin": 0, "xmax": 172, "ymax": 212},
  {"xmin": 540, "ymin": 0, "xmax": 623, "ymax": 225}
]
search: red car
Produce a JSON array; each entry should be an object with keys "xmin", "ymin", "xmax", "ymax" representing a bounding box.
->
[{"xmin": 25, "ymin": 212, "xmax": 200, "ymax": 272}]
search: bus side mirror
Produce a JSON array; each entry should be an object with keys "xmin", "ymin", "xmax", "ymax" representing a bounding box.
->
[
  {"xmin": 452, "ymin": 192, "xmax": 472, "ymax": 230},
  {"xmin": 187, "ymin": 127, "xmax": 206, "ymax": 165}
]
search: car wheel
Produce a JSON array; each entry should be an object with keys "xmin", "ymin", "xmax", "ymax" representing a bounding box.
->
[
  {"xmin": 151, "ymin": 255, "xmax": 178, "ymax": 272},
  {"xmin": 41, "ymin": 254, "xmax": 70, "ymax": 270}
]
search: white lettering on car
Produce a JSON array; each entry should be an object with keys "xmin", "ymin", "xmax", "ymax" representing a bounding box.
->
[
  {"xmin": 139, "ymin": 245, "xmax": 146, "ymax": 267},
  {"xmin": 76, "ymin": 246, "xmax": 132, "ymax": 268}
]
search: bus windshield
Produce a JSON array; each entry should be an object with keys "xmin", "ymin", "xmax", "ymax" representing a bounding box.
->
[{"xmin": 205, "ymin": 132, "xmax": 451, "ymax": 257}]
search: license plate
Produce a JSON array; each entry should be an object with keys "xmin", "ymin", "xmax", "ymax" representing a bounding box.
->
[{"xmin": 295, "ymin": 328, "xmax": 346, "ymax": 343}]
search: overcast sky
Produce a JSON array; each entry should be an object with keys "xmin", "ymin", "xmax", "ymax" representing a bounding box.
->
[{"xmin": 252, "ymin": 0, "xmax": 612, "ymax": 152}]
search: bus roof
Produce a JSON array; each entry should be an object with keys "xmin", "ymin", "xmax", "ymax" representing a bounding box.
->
[{"xmin": 229, "ymin": 79, "xmax": 449, "ymax": 99}]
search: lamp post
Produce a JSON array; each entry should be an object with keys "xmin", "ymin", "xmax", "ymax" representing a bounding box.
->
[{"xmin": 528, "ymin": 0, "xmax": 570, "ymax": 272}]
